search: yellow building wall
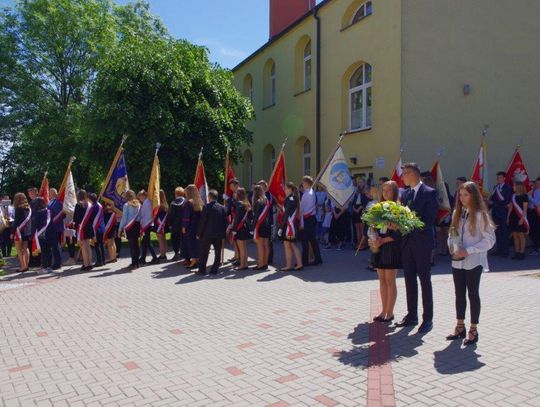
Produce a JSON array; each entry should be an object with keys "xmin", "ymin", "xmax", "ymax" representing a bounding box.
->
[
  {"xmin": 233, "ymin": 0, "xmax": 403, "ymax": 186},
  {"xmin": 401, "ymin": 0, "xmax": 540, "ymax": 186}
]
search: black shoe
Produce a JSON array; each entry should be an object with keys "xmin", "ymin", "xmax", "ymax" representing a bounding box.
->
[
  {"xmin": 373, "ymin": 315, "xmax": 385, "ymax": 322},
  {"xmin": 139, "ymin": 259, "xmax": 147, "ymax": 265},
  {"xmin": 395, "ymin": 316, "xmax": 418, "ymax": 327},
  {"xmin": 464, "ymin": 328, "xmax": 479, "ymax": 345},
  {"xmin": 417, "ymin": 320, "xmax": 433, "ymax": 333},
  {"xmin": 308, "ymin": 260, "xmax": 322, "ymax": 267},
  {"xmin": 446, "ymin": 324, "xmax": 466, "ymax": 340},
  {"xmin": 171, "ymin": 254, "xmax": 179, "ymax": 261},
  {"xmin": 232, "ymin": 260, "xmax": 240, "ymax": 267},
  {"xmin": 209, "ymin": 270, "xmax": 218, "ymax": 275},
  {"xmin": 511, "ymin": 253, "xmax": 520, "ymax": 260},
  {"xmin": 518, "ymin": 252, "xmax": 526, "ymax": 260},
  {"xmin": 382, "ymin": 315, "xmax": 394, "ymax": 323},
  {"xmin": 150, "ymin": 257, "xmax": 160, "ymax": 264},
  {"xmin": 195, "ymin": 271, "xmax": 206, "ymax": 275}
]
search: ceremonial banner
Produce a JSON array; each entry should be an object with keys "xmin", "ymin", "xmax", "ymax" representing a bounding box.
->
[
  {"xmin": 317, "ymin": 145, "xmax": 355, "ymax": 207},
  {"xmin": 58, "ymin": 158, "xmax": 77, "ymax": 216},
  {"xmin": 194, "ymin": 154, "xmax": 209, "ymax": 204},
  {"xmin": 390, "ymin": 157, "xmax": 405, "ymax": 188},
  {"xmin": 223, "ymin": 148, "xmax": 236, "ymax": 200},
  {"xmin": 38, "ymin": 172, "xmax": 50, "ymax": 204},
  {"xmin": 431, "ymin": 160, "xmax": 452, "ymax": 223},
  {"xmin": 505, "ymin": 149, "xmax": 531, "ymax": 191},
  {"xmin": 100, "ymin": 147, "xmax": 130, "ymax": 215},
  {"xmin": 471, "ymin": 139, "xmax": 488, "ymax": 193},
  {"xmin": 147, "ymin": 149, "xmax": 161, "ymax": 217},
  {"xmin": 268, "ymin": 150, "xmax": 287, "ymax": 209}
]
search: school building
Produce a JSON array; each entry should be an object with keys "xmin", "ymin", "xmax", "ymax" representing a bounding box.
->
[{"xmin": 232, "ymin": 0, "xmax": 540, "ymax": 188}]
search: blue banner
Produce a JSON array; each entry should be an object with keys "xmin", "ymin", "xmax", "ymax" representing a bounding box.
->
[{"xmin": 102, "ymin": 151, "xmax": 130, "ymax": 213}]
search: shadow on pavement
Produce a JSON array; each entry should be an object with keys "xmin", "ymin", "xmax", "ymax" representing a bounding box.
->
[{"xmin": 433, "ymin": 340, "xmax": 485, "ymax": 374}]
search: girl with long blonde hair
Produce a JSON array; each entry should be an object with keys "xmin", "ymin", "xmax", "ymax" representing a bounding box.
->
[
  {"xmin": 183, "ymin": 185, "xmax": 203, "ymax": 269},
  {"xmin": 12, "ymin": 192, "xmax": 31, "ymax": 272}
]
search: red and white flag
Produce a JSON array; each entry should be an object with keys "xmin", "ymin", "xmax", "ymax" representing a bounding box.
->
[
  {"xmin": 471, "ymin": 139, "xmax": 488, "ymax": 194},
  {"xmin": 390, "ymin": 157, "xmax": 405, "ymax": 188},
  {"xmin": 268, "ymin": 150, "xmax": 287, "ymax": 210},
  {"xmin": 505, "ymin": 149, "xmax": 531, "ymax": 192},
  {"xmin": 58, "ymin": 159, "xmax": 77, "ymax": 216},
  {"xmin": 431, "ymin": 160, "xmax": 452, "ymax": 223},
  {"xmin": 38, "ymin": 172, "xmax": 49, "ymax": 205},
  {"xmin": 223, "ymin": 148, "xmax": 236, "ymax": 200},
  {"xmin": 194, "ymin": 152, "xmax": 208, "ymax": 204}
]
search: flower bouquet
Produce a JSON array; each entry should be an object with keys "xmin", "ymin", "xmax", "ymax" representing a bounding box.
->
[{"xmin": 361, "ymin": 201, "xmax": 425, "ymax": 253}]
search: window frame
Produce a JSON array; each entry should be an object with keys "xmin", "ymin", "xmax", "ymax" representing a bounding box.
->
[
  {"xmin": 349, "ymin": 63, "xmax": 372, "ymax": 132},
  {"xmin": 303, "ymin": 139, "xmax": 311, "ymax": 176},
  {"xmin": 351, "ymin": 1, "xmax": 372, "ymax": 25},
  {"xmin": 303, "ymin": 41, "xmax": 312, "ymax": 91},
  {"xmin": 269, "ymin": 63, "xmax": 276, "ymax": 106}
]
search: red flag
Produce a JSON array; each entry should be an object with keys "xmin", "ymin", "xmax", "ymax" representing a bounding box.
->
[
  {"xmin": 505, "ymin": 149, "xmax": 531, "ymax": 191},
  {"xmin": 39, "ymin": 172, "xmax": 49, "ymax": 205},
  {"xmin": 268, "ymin": 150, "xmax": 287, "ymax": 209},
  {"xmin": 390, "ymin": 157, "xmax": 405, "ymax": 188},
  {"xmin": 431, "ymin": 160, "xmax": 452, "ymax": 223},
  {"xmin": 194, "ymin": 158, "xmax": 208, "ymax": 204},
  {"xmin": 223, "ymin": 149, "xmax": 236, "ymax": 200},
  {"xmin": 471, "ymin": 139, "xmax": 488, "ymax": 194}
]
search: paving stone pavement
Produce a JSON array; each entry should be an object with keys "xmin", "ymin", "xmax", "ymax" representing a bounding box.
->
[{"xmin": 1, "ymin": 244, "xmax": 539, "ymax": 407}]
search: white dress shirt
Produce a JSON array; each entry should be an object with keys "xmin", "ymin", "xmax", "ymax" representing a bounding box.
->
[
  {"xmin": 449, "ymin": 210, "xmax": 496, "ymax": 271},
  {"xmin": 139, "ymin": 198, "xmax": 154, "ymax": 229},
  {"xmin": 300, "ymin": 187, "xmax": 317, "ymax": 218}
]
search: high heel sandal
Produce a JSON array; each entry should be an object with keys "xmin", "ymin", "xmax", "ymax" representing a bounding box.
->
[
  {"xmin": 446, "ymin": 324, "xmax": 466, "ymax": 340},
  {"xmin": 373, "ymin": 314, "xmax": 385, "ymax": 322},
  {"xmin": 464, "ymin": 327, "xmax": 479, "ymax": 345}
]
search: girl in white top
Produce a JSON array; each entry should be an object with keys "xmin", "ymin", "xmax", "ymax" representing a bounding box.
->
[{"xmin": 446, "ymin": 181, "xmax": 495, "ymax": 345}]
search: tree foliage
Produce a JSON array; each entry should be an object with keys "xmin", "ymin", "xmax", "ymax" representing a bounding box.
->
[{"xmin": 0, "ymin": 0, "xmax": 253, "ymax": 197}]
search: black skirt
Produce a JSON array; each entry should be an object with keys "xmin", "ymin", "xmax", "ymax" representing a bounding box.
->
[{"xmin": 371, "ymin": 231, "xmax": 402, "ymax": 269}]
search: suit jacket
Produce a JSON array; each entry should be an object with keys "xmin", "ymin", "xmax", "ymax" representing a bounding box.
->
[
  {"xmin": 490, "ymin": 183, "xmax": 512, "ymax": 220},
  {"xmin": 46, "ymin": 198, "xmax": 64, "ymax": 239},
  {"xmin": 402, "ymin": 183, "xmax": 439, "ymax": 248},
  {"xmin": 197, "ymin": 201, "xmax": 227, "ymax": 239}
]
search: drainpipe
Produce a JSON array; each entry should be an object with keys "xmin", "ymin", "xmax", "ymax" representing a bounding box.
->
[{"xmin": 313, "ymin": 7, "xmax": 321, "ymax": 174}]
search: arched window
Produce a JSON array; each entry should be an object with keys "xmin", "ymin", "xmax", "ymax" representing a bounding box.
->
[
  {"xmin": 271, "ymin": 147, "xmax": 276, "ymax": 170},
  {"xmin": 303, "ymin": 41, "xmax": 312, "ymax": 91},
  {"xmin": 349, "ymin": 63, "xmax": 372, "ymax": 131},
  {"xmin": 243, "ymin": 74, "xmax": 253, "ymax": 104},
  {"xmin": 270, "ymin": 63, "xmax": 276, "ymax": 106},
  {"xmin": 243, "ymin": 150, "xmax": 253, "ymax": 186},
  {"xmin": 352, "ymin": 1, "xmax": 372, "ymax": 24},
  {"xmin": 303, "ymin": 139, "xmax": 311, "ymax": 176}
]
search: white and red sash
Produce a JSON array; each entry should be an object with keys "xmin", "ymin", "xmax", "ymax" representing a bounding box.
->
[
  {"xmin": 104, "ymin": 213, "xmax": 117, "ymax": 240},
  {"xmin": 494, "ymin": 185, "xmax": 505, "ymax": 202},
  {"xmin": 32, "ymin": 209, "xmax": 51, "ymax": 253},
  {"xmin": 14, "ymin": 208, "xmax": 32, "ymax": 241},
  {"xmin": 236, "ymin": 209, "xmax": 250, "ymax": 234},
  {"xmin": 92, "ymin": 202, "xmax": 104, "ymax": 235},
  {"xmin": 156, "ymin": 213, "xmax": 168, "ymax": 234},
  {"xmin": 124, "ymin": 205, "xmax": 141, "ymax": 234},
  {"xmin": 78, "ymin": 203, "xmax": 93, "ymax": 241},
  {"xmin": 254, "ymin": 201, "xmax": 271, "ymax": 240},
  {"xmin": 512, "ymin": 194, "xmax": 529, "ymax": 233},
  {"xmin": 285, "ymin": 210, "xmax": 297, "ymax": 239}
]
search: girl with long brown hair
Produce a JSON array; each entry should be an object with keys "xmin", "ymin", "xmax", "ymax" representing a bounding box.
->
[
  {"xmin": 12, "ymin": 192, "xmax": 32, "ymax": 272},
  {"xmin": 73, "ymin": 189, "xmax": 95, "ymax": 271},
  {"xmin": 232, "ymin": 187, "xmax": 253, "ymax": 270},
  {"xmin": 278, "ymin": 182, "xmax": 303, "ymax": 271},
  {"xmin": 251, "ymin": 185, "xmax": 270, "ymax": 270},
  {"xmin": 183, "ymin": 184, "xmax": 203, "ymax": 269},
  {"xmin": 446, "ymin": 181, "xmax": 495, "ymax": 345},
  {"xmin": 153, "ymin": 189, "xmax": 169, "ymax": 260}
]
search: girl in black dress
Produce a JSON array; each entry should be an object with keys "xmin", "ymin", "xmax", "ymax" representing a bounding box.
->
[
  {"xmin": 153, "ymin": 189, "xmax": 169, "ymax": 260},
  {"xmin": 73, "ymin": 189, "xmax": 95, "ymax": 271},
  {"xmin": 183, "ymin": 184, "xmax": 203, "ymax": 269},
  {"xmin": 507, "ymin": 181, "xmax": 529, "ymax": 259},
  {"xmin": 232, "ymin": 188, "xmax": 252, "ymax": 271},
  {"xmin": 252, "ymin": 185, "xmax": 271, "ymax": 270},
  {"xmin": 278, "ymin": 182, "xmax": 303, "ymax": 271},
  {"xmin": 12, "ymin": 192, "xmax": 32, "ymax": 272},
  {"xmin": 369, "ymin": 181, "xmax": 402, "ymax": 322},
  {"xmin": 102, "ymin": 202, "xmax": 118, "ymax": 263}
]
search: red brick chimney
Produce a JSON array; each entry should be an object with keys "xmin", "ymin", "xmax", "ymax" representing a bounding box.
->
[{"xmin": 270, "ymin": 0, "xmax": 316, "ymax": 38}]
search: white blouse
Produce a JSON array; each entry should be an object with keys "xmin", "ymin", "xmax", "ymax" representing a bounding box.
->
[{"xmin": 448, "ymin": 211, "xmax": 496, "ymax": 271}]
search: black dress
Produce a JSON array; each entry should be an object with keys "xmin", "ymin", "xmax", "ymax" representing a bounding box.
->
[
  {"xmin": 280, "ymin": 194, "xmax": 299, "ymax": 242},
  {"xmin": 73, "ymin": 202, "xmax": 95, "ymax": 240},
  {"xmin": 371, "ymin": 229, "xmax": 402, "ymax": 269},
  {"xmin": 252, "ymin": 200, "xmax": 271, "ymax": 239},
  {"xmin": 233, "ymin": 202, "xmax": 253, "ymax": 241},
  {"xmin": 508, "ymin": 194, "xmax": 528, "ymax": 232},
  {"xmin": 13, "ymin": 207, "xmax": 32, "ymax": 241},
  {"xmin": 351, "ymin": 192, "xmax": 368, "ymax": 224}
]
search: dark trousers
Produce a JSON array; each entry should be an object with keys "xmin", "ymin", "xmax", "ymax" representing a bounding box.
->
[
  {"xmin": 402, "ymin": 240, "xmax": 433, "ymax": 322},
  {"xmin": 140, "ymin": 228, "xmax": 157, "ymax": 262},
  {"xmin": 115, "ymin": 237, "xmax": 122, "ymax": 258},
  {"xmin": 268, "ymin": 240, "xmax": 274, "ymax": 264},
  {"xmin": 42, "ymin": 233, "xmax": 62, "ymax": 269},
  {"xmin": 126, "ymin": 223, "xmax": 140, "ymax": 267},
  {"xmin": 40, "ymin": 238, "xmax": 51, "ymax": 268},
  {"xmin": 199, "ymin": 237, "xmax": 222, "ymax": 273},
  {"xmin": 170, "ymin": 229, "xmax": 182, "ymax": 255},
  {"xmin": 302, "ymin": 216, "xmax": 322, "ymax": 264},
  {"xmin": 529, "ymin": 210, "xmax": 540, "ymax": 250},
  {"xmin": 66, "ymin": 236, "xmax": 76, "ymax": 258},
  {"xmin": 1, "ymin": 228, "xmax": 12, "ymax": 257},
  {"xmin": 94, "ymin": 231, "xmax": 105, "ymax": 265},
  {"xmin": 452, "ymin": 266, "xmax": 482, "ymax": 324},
  {"xmin": 493, "ymin": 215, "xmax": 509, "ymax": 255}
]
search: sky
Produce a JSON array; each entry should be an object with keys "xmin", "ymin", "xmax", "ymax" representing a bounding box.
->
[{"xmin": 1, "ymin": 0, "xmax": 322, "ymax": 69}]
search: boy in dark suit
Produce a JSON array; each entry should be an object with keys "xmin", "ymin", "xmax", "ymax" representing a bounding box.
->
[
  {"xmin": 488, "ymin": 171, "xmax": 512, "ymax": 257},
  {"xmin": 396, "ymin": 163, "xmax": 439, "ymax": 333},
  {"xmin": 197, "ymin": 189, "xmax": 227, "ymax": 275}
]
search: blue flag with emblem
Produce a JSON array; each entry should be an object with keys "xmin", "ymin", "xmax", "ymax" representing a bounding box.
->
[
  {"xmin": 99, "ymin": 139, "xmax": 130, "ymax": 214},
  {"xmin": 316, "ymin": 144, "xmax": 355, "ymax": 208}
]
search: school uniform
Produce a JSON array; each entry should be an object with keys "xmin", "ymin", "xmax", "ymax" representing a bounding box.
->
[
  {"xmin": 119, "ymin": 202, "xmax": 141, "ymax": 267},
  {"xmin": 92, "ymin": 202, "xmax": 105, "ymax": 266},
  {"xmin": 489, "ymin": 182, "xmax": 512, "ymax": 255},
  {"xmin": 182, "ymin": 201, "xmax": 202, "ymax": 260},
  {"xmin": 300, "ymin": 187, "xmax": 322, "ymax": 265},
  {"xmin": 73, "ymin": 202, "xmax": 95, "ymax": 241},
  {"xmin": 279, "ymin": 194, "xmax": 299, "ymax": 242},
  {"xmin": 167, "ymin": 197, "xmax": 185, "ymax": 258},
  {"xmin": 139, "ymin": 198, "xmax": 157, "ymax": 263},
  {"xmin": 13, "ymin": 207, "xmax": 32, "ymax": 242},
  {"xmin": 45, "ymin": 198, "xmax": 64, "ymax": 269},
  {"xmin": 232, "ymin": 201, "xmax": 252, "ymax": 241}
]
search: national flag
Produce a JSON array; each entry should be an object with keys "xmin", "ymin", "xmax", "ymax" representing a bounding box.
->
[
  {"xmin": 431, "ymin": 160, "xmax": 452, "ymax": 223},
  {"xmin": 390, "ymin": 157, "xmax": 405, "ymax": 188},
  {"xmin": 223, "ymin": 148, "xmax": 236, "ymax": 200},
  {"xmin": 38, "ymin": 172, "xmax": 49, "ymax": 204},
  {"xmin": 58, "ymin": 158, "xmax": 77, "ymax": 216},
  {"xmin": 505, "ymin": 148, "xmax": 531, "ymax": 191},
  {"xmin": 471, "ymin": 139, "xmax": 488, "ymax": 194},
  {"xmin": 268, "ymin": 150, "xmax": 287, "ymax": 209},
  {"xmin": 147, "ymin": 150, "xmax": 161, "ymax": 217},
  {"xmin": 194, "ymin": 155, "xmax": 209, "ymax": 204},
  {"xmin": 317, "ymin": 145, "xmax": 355, "ymax": 207},
  {"xmin": 99, "ymin": 143, "xmax": 130, "ymax": 215}
]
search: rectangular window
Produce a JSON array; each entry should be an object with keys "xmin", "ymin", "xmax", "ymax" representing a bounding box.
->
[
  {"xmin": 350, "ymin": 90, "xmax": 363, "ymax": 130},
  {"xmin": 304, "ymin": 58, "xmax": 311, "ymax": 90},
  {"xmin": 303, "ymin": 156, "xmax": 311, "ymax": 176},
  {"xmin": 366, "ymin": 87, "xmax": 372, "ymax": 128}
]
